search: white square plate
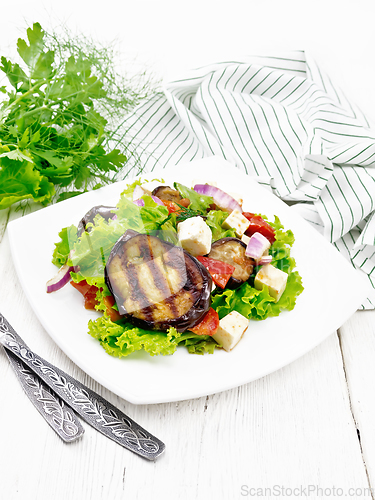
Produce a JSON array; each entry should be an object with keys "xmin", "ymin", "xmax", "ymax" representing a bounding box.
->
[{"xmin": 7, "ymin": 157, "xmax": 371, "ymax": 404}]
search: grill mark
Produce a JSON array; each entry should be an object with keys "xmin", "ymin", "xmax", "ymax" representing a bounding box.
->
[
  {"xmin": 157, "ymin": 243, "xmax": 186, "ymax": 318},
  {"xmin": 121, "ymin": 240, "xmax": 152, "ymax": 316},
  {"xmin": 146, "ymin": 236, "xmax": 179, "ymax": 319},
  {"xmin": 161, "ymin": 247, "xmax": 188, "ymax": 292},
  {"xmin": 127, "ymin": 238, "xmax": 156, "ymax": 322},
  {"xmin": 105, "ymin": 231, "xmax": 212, "ymax": 331},
  {"xmin": 124, "ymin": 235, "xmax": 181, "ymax": 322},
  {"xmin": 166, "ymin": 289, "xmax": 192, "ymax": 317}
]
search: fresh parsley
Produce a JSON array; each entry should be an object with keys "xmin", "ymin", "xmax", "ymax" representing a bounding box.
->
[{"xmin": 0, "ymin": 23, "xmax": 155, "ymax": 210}]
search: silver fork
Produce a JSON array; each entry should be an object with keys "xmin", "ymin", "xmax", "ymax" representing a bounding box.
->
[
  {"xmin": 4, "ymin": 345, "xmax": 85, "ymax": 442},
  {"xmin": 0, "ymin": 313, "xmax": 165, "ymax": 460}
]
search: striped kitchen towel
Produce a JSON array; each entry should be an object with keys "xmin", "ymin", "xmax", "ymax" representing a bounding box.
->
[{"xmin": 120, "ymin": 51, "xmax": 375, "ymax": 308}]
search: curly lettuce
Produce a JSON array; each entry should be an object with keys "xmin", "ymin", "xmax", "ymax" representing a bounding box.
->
[
  {"xmin": 205, "ymin": 210, "xmax": 236, "ymax": 240},
  {"xmin": 51, "ymin": 182, "xmax": 303, "ymax": 358},
  {"xmin": 174, "ymin": 182, "xmax": 214, "ymax": 212},
  {"xmin": 211, "ymin": 215, "xmax": 304, "ymax": 321},
  {"xmin": 211, "ymin": 271, "xmax": 303, "ymax": 321},
  {"xmin": 89, "ymin": 287, "xmax": 219, "ymax": 357},
  {"xmin": 52, "ymin": 195, "xmax": 169, "ymax": 288}
]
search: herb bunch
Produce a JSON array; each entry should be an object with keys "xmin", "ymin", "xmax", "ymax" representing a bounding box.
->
[{"xmin": 0, "ymin": 22, "xmax": 155, "ymax": 210}]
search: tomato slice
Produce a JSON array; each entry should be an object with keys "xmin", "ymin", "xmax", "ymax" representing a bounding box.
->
[
  {"xmin": 102, "ymin": 295, "xmax": 122, "ymax": 322},
  {"xmin": 188, "ymin": 308, "xmax": 219, "ymax": 336},
  {"xmin": 70, "ymin": 280, "xmax": 99, "ymax": 309},
  {"xmin": 161, "ymin": 200, "xmax": 181, "ymax": 214},
  {"xmin": 70, "ymin": 279, "xmax": 91, "ymax": 296},
  {"xmin": 71, "ymin": 281, "xmax": 122, "ymax": 322},
  {"xmin": 196, "ymin": 255, "xmax": 235, "ymax": 289},
  {"xmin": 242, "ymin": 212, "xmax": 276, "ymax": 243}
]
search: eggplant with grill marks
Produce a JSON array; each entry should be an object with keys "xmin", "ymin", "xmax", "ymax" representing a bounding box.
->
[{"xmin": 105, "ymin": 230, "xmax": 212, "ymax": 332}]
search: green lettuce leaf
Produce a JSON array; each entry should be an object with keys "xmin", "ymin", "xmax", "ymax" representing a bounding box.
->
[
  {"xmin": 53, "ymin": 195, "xmax": 170, "ymax": 285},
  {"xmin": 174, "ymin": 182, "xmax": 214, "ymax": 212},
  {"xmin": 86, "ymin": 283, "xmax": 219, "ymax": 358},
  {"xmin": 206, "ymin": 210, "xmax": 236, "ymax": 240},
  {"xmin": 52, "ymin": 181, "xmax": 304, "ymax": 358},
  {"xmin": 120, "ymin": 178, "xmax": 165, "ymax": 199},
  {"xmin": 211, "ymin": 271, "xmax": 303, "ymax": 321},
  {"xmin": 180, "ymin": 333, "xmax": 219, "ymax": 354},
  {"xmin": 88, "ymin": 314, "xmax": 219, "ymax": 358},
  {"xmin": 156, "ymin": 212, "xmax": 180, "ymax": 245},
  {"xmin": 52, "ymin": 224, "xmax": 78, "ymax": 267},
  {"xmin": 211, "ymin": 214, "xmax": 304, "ymax": 321},
  {"xmin": 0, "ymin": 154, "xmax": 54, "ymax": 209},
  {"xmin": 88, "ymin": 316, "xmax": 182, "ymax": 357},
  {"xmin": 268, "ymin": 215, "xmax": 296, "ymax": 273}
]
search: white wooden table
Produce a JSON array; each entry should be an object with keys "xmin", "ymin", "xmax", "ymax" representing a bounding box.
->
[{"xmin": 1, "ymin": 2, "xmax": 375, "ymax": 499}]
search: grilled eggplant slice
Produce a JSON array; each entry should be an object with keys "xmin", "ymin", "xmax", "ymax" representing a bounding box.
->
[
  {"xmin": 207, "ymin": 237, "xmax": 254, "ymax": 288},
  {"xmin": 151, "ymin": 185, "xmax": 182, "ymax": 203},
  {"xmin": 151, "ymin": 185, "xmax": 190, "ymax": 208},
  {"xmin": 105, "ymin": 230, "xmax": 212, "ymax": 332},
  {"xmin": 77, "ymin": 205, "xmax": 117, "ymax": 237}
]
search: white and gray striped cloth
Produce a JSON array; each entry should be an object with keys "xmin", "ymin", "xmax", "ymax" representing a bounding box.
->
[{"xmin": 121, "ymin": 51, "xmax": 375, "ymax": 309}]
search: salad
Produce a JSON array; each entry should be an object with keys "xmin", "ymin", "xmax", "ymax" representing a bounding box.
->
[{"xmin": 48, "ymin": 178, "xmax": 304, "ymax": 357}]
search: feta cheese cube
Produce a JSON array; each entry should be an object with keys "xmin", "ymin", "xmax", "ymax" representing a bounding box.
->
[
  {"xmin": 213, "ymin": 311, "xmax": 249, "ymax": 352},
  {"xmin": 241, "ymin": 234, "xmax": 251, "ymax": 245},
  {"xmin": 254, "ymin": 263, "xmax": 288, "ymax": 302},
  {"xmin": 222, "ymin": 209, "xmax": 250, "ymax": 237},
  {"xmin": 177, "ymin": 216, "xmax": 212, "ymax": 256}
]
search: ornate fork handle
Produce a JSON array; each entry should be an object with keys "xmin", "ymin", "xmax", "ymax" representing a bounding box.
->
[
  {"xmin": 0, "ymin": 314, "xmax": 84, "ymax": 442},
  {"xmin": 0, "ymin": 314, "xmax": 165, "ymax": 460},
  {"xmin": 4, "ymin": 347, "xmax": 85, "ymax": 442}
]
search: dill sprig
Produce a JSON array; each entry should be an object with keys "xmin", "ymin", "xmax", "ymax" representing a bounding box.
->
[
  {"xmin": 156, "ymin": 204, "xmax": 206, "ymax": 231},
  {"xmin": 175, "ymin": 205, "xmax": 207, "ymax": 223}
]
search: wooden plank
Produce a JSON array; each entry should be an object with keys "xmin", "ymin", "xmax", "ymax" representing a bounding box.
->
[
  {"xmin": 119, "ymin": 334, "xmax": 371, "ymax": 500},
  {"xmin": 1, "ymin": 339, "xmax": 369, "ymax": 500},
  {"xmin": 0, "ymin": 291, "xmax": 371, "ymax": 497},
  {"xmin": 339, "ymin": 310, "xmax": 375, "ymax": 489},
  {"xmin": 0, "ymin": 218, "xmax": 372, "ymax": 499},
  {"xmin": 0, "ymin": 207, "xmax": 10, "ymax": 243}
]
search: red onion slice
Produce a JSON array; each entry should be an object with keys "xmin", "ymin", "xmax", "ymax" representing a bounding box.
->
[
  {"xmin": 133, "ymin": 195, "xmax": 164, "ymax": 207},
  {"xmin": 132, "ymin": 185, "xmax": 149, "ymax": 201},
  {"xmin": 151, "ymin": 196, "xmax": 164, "ymax": 206},
  {"xmin": 193, "ymin": 184, "xmax": 242, "ymax": 213},
  {"xmin": 258, "ymin": 255, "xmax": 273, "ymax": 266},
  {"xmin": 245, "ymin": 232, "xmax": 271, "ymax": 260},
  {"xmin": 46, "ymin": 264, "xmax": 74, "ymax": 293}
]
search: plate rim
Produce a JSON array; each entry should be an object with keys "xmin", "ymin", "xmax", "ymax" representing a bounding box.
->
[{"xmin": 7, "ymin": 156, "xmax": 371, "ymax": 404}]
